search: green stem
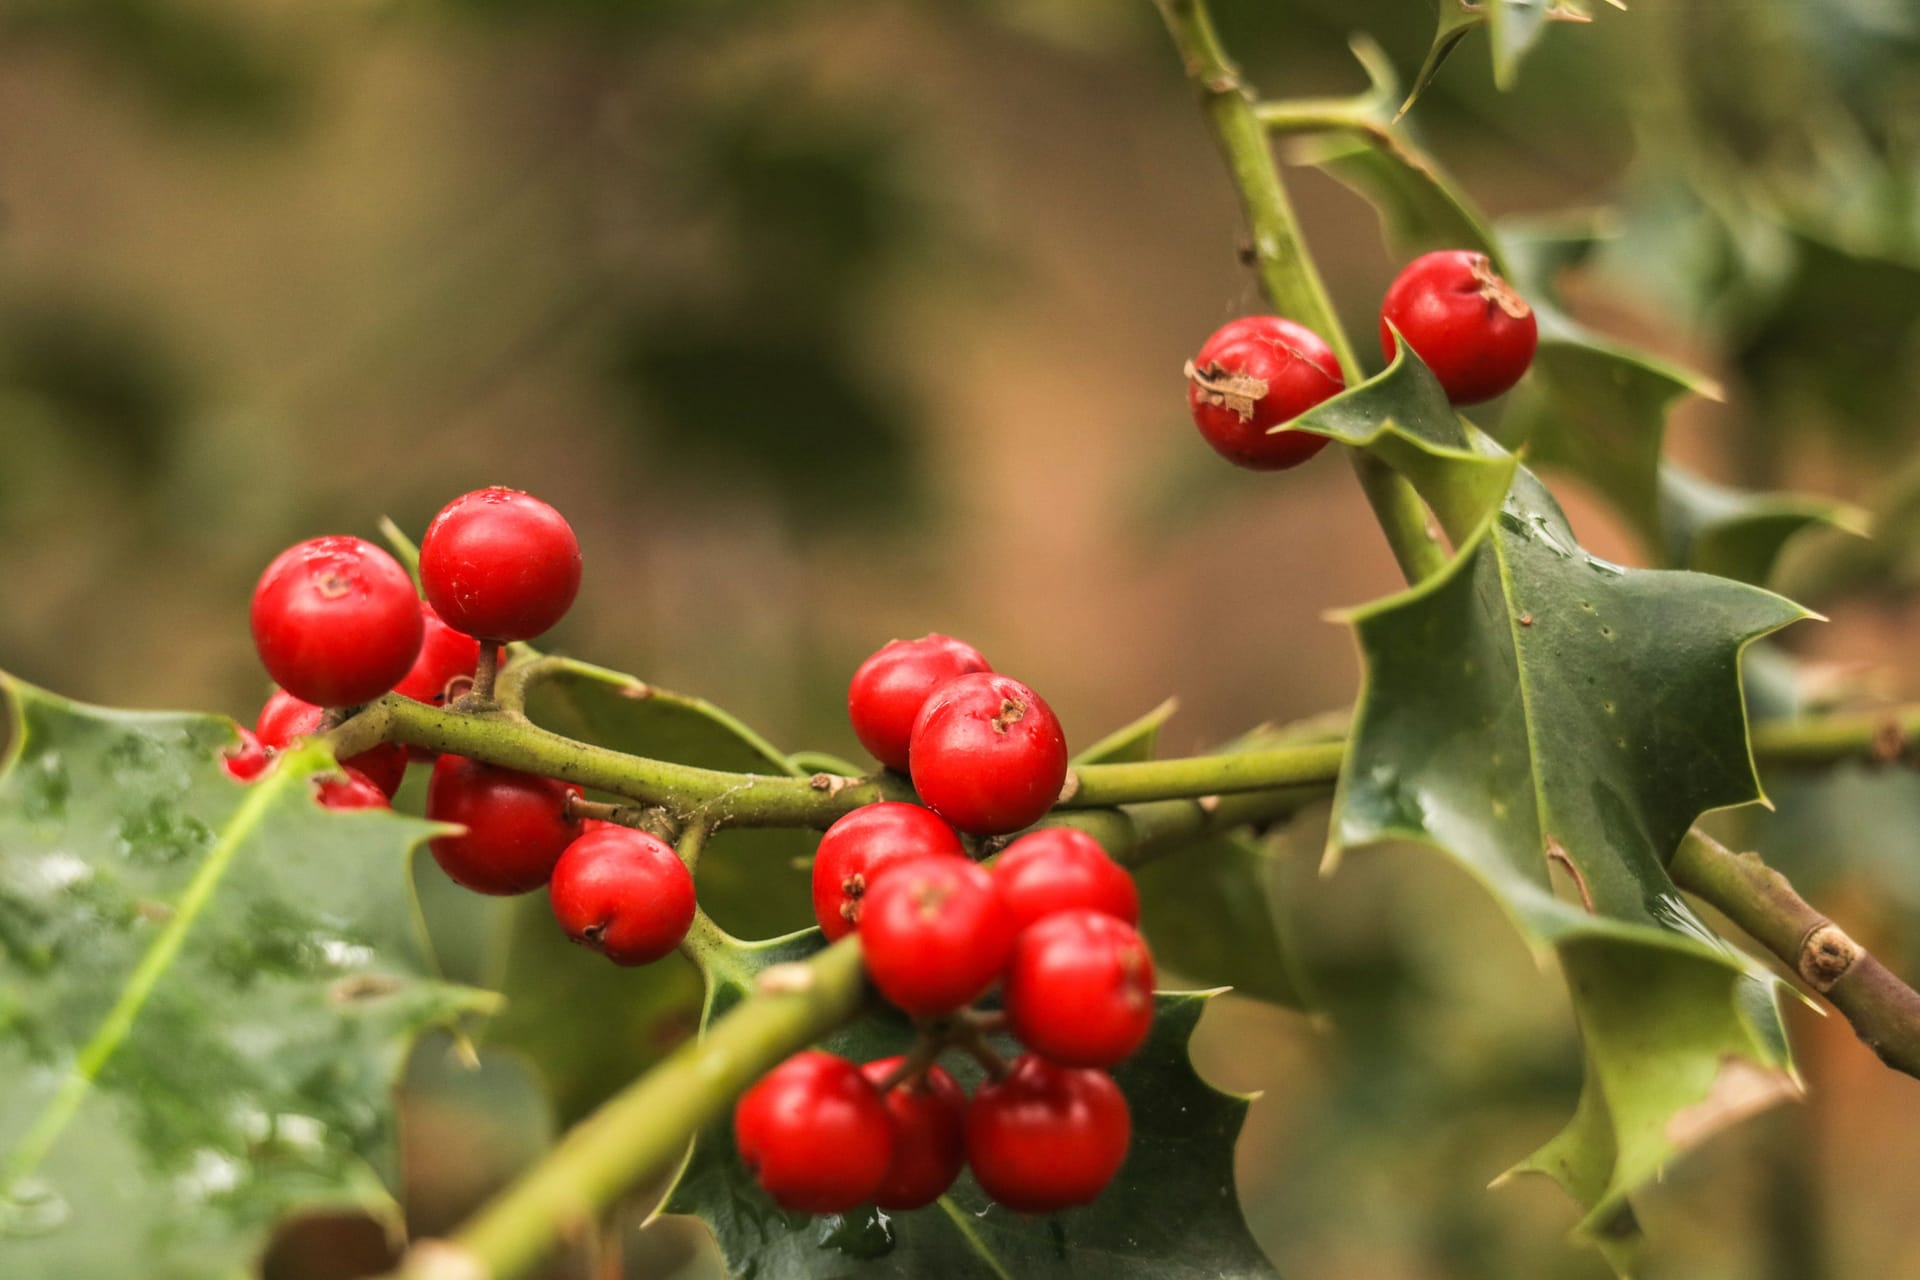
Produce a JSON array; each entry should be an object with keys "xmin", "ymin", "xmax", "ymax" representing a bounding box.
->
[
  {"xmin": 324, "ymin": 686, "xmax": 1920, "ymax": 839},
  {"xmin": 381, "ymin": 696, "xmax": 890, "ymax": 826},
  {"xmin": 1153, "ymin": 0, "xmax": 1448, "ymax": 584},
  {"xmin": 325, "ymin": 694, "xmax": 1349, "ymax": 829},
  {"xmin": 1064, "ymin": 741, "xmax": 1345, "ymax": 807},
  {"xmin": 675, "ymin": 820, "xmax": 712, "ymax": 875},
  {"xmin": 389, "ymin": 938, "xmax": 872, "ymax": 1280},
  {"xmin": 1253, "ymin": 100, "xmax": 1379, "ymax": 136}
]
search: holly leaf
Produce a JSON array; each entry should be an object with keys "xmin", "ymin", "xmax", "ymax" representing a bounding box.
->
[
  {"xmin": 1294, "ymin": 133, "xmax": 1731, "ymax": 557},
  {"xmin": 1401, "ymin": 2, "xmax": 1609, "ymax": 110},
  {"xmin": 0, "ymin": 674, "xmax": 491, "ymax": 1278},
  {"xmin": 661, "ymin": 930, "xmax": 1275, "ymax": 1278},
  {"xmin": 1328, "ymin": 468, "xmax": 1808, "ymax": 1268},
  {"xmin": 1659, "ymin": 466, "xmax": 1868, "ymax": 589},
  {"xmin": 1070, "ymin": 699, "xmax": 1312, "ymax": 1010},
  {"xmin": 522, "ymin": 656, "xmax": 817, "ymax": 938},
  {"xmin": 1288, "ymin": 340, "xmax": 1518, "ymax": 540},
  {"xmin": 1490, "ymin": 219, "xmax": 1726, "ymax": 549},
  {"xmin": 1401, "ymin": 3, "xmax": 1485, "ymax": 117},
  {"xmin": 484, "ymin": 901, "xmax": 704, "ymax": 1127},
  {"xmin": 1287, "ymin": 128, "xmax": 1499, "ymax": 263},
  {"xmin": 1136, "ymin": 831, "xmax": 1314, "ymax": 1012}
]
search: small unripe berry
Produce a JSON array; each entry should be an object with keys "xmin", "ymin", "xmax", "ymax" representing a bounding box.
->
[
  {"xmin": 965, "ymin": 1055, "xmax": 1130, "ymax": 1213},
  {"xmin": 549, "ymin": 826, "xmax": 696, "ymax": 966},
  {"xmin": 1378, "ymin": 249, "xmax": 1538, "ymax": 405},
  {"xmin": 993, "ymin": 828, "xmax": 1138, "ymax": 930},
  {"xmin": 734, "ymin": 1051, "xmax": 894, "ymax": 1214},
  {"xmin": 848, "ymin": 634, "xmax": 992, "ymax": 772},
  {"xmin": 859, "ymin": 1059, "xmax": 967, "ymax": 1210},
  {"xmin": 908, "ymin": 673, "xmax": 1068, "ymax": 836},
  {"xmin": 425, "ymin": 755, "xmax": 580, "ymax": 895},
  {"xmin": 1185, "ymin": 316, "xmax": 1344, "ymax": 470},
  {"xmin": 859, "ymin": 857, "xmax": 1016, "ymax": 1017},
  {"xmin": 251, "ymin": 536, "xmax": 423, "ymax": 708},
  {"xmin": 810, "ymin": 802, "xmax": 967, "ymax": 941},
  {"xmin": 256, "ymin": 688, "xmax": 409, "ymax": 797},
  {"xmin": 420, "ymin": 487, "xmax": 581, "ymax": 642},
  {"xmin": 1004, "ymin": 910, "xmax": 1155, "ymax": 1067}
]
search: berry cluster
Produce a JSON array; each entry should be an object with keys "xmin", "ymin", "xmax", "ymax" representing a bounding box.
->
[
  {"xmin": 236, "ymin": 522, "xmax": 1146, "ymax": 1214},
  {"xmin": 736, "ymin": 637, "xmax": 1151, "ymax": 1215},
  {"xmin": 230, "ymin": 487, "xmax": 696, "ymax": 967},
  {"xmin": 1184, "ymin": 248, "xmax": 1538, "ymax": 470}
]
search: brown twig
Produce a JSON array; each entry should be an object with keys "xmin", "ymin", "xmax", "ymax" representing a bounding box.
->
[{"xmin": 1673, "ymin": 830, "xmax": 1920, "ymax": 1081}]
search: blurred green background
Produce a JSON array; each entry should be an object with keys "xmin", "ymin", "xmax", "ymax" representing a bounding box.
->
[{"xmin": 3, "ymin": 0, "xmax": 1920, "ymax": 1277}]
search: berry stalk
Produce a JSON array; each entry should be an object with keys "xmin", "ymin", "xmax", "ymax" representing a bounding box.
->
[{"xmin": 1152, "ymin": 0, "xmax": 1448, "ymax": 584}]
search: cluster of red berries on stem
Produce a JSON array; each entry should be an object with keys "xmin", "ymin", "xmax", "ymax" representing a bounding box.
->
[
  {"xmin": 239, "ymin": 516, "xmax": 1148, "ymax": 1214},
  {"xmin": 1184, "ymin": 248, "xmax": 1538, "ymax": 470},
  {"xmin": 736, "ymin": 636, "xmax": 1151, "ymax": 1215},
  {"xmin": 232, "ymin": 486, "xmax": 696, "ymax": 967}
]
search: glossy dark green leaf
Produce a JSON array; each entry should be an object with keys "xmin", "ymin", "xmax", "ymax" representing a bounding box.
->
[
  {"xmin": 1294, "ymin": 134, "xmax": 1773, "ymax": 565},
  {"xmin": 1329, "ymin": 468, "xmax": 1808, "ymax": 1269},
  {"xmin": 1401, "ymin": 1, "xmax": 1609, "ymax": 107},
  {"xmin": 1288, "ymin": 341, "xmax": 1517, "ymax": 542},
  {"xmin": 1495, "ymin": 220, "xmax": 1726, "ymax": 547},
  {"xmin": 0, "ymin": 674, "xmax": 490, "ymax": 1278},
  {"xmin": 1136, "ymin": 831, "xmax": 1313, "ymax": 1011},
  {"xmin": 1400, "ymin": 3, "xmax": 1484, "ymax": 117},
  {"xmin": 1288, "ymin": 131, "xmax": 1498, "ymax": 263},
  {"xmin": 1659, "ymin": 466, "xmax": 1868, "ymax": 588},
  {"xmin": 662, "ymin": 929, "xmax": 1275, "ymax": 1278},
  {"xmin": 484, "ymin": 901, "xmax": 704, "ymax": 1128},
  {"xmin": 522, "ymin": 657, "xmax": 817, "ymax": 938}
]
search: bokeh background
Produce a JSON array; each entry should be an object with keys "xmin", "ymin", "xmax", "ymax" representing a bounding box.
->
[{"xmin": 3, "ymin": 1, "xmax": 1920, "ymax": 1277}]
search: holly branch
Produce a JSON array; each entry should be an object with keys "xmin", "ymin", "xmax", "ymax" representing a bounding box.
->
[{"xmin": 363, "ymin": 666, "xmax": 1920, "ymax": 1280}]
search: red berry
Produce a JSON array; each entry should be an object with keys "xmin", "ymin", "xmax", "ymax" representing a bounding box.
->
[
  {"xmin": 1378, "ymin": 249, "xmax": 1538, "ymax": 405},
  {"xmin": 859, "ymin": 857, "xmax": 1016, "ymax": 1016},
  {"xmin": 221, "ymin": 727, "xmax": 271, "ymax": 783},
  {"xmin": 908, "ymin": 673, "xmax": 1068, "ymax": 836},
  {"xmin": 250, "ymin": 536, "xmax": 424, "ymax": 708},
  {"xmin": 965, "ymin": 1055, "xmax": 1130, "ymax": 1213},
  {"xmin": 1003, "ymin": 910, "xmax": 1155, "ymax": 1067},
  {"xmin": 549, "ymin": 826, "xmax": 696, "ymax": 966},
  {"xmin": 993, "ymin": 828, "xmax": 1138, "ymax": 930},
  {"xmin": 811, "ymin": 802, "xmax": 968, "ymax": 941},
  {"xmin": 315, "ymin": 767, "xmax": 391, "ymax": 811},
  {"xmin": 420, "ymin": 487, "xmax": 581, "ymax": 642},
  {"xmin": 859, "ymin": 1060, "xmax": 967, "ymax": 1210},
  {"xmin": 425, "ymin": 755, "xmax": 580, "ymax": 895},
  {"xmin": 394, "ymin": 600, "xmax": 498, "ymax": 706},
  {"xmin": 734, "ymin": 1051, "xmax": 894, "ymax": 1214},
  {"xmin": 255, "ymin": 688, "xmax": 409, "ymax": 797},
  {"xmin": 1185, "ymin": 316, "xmax": 1345, "ymax": 470},
  {"xmin": 847, "ymin": 635, "xmax": 992, "ymax": 772}
]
